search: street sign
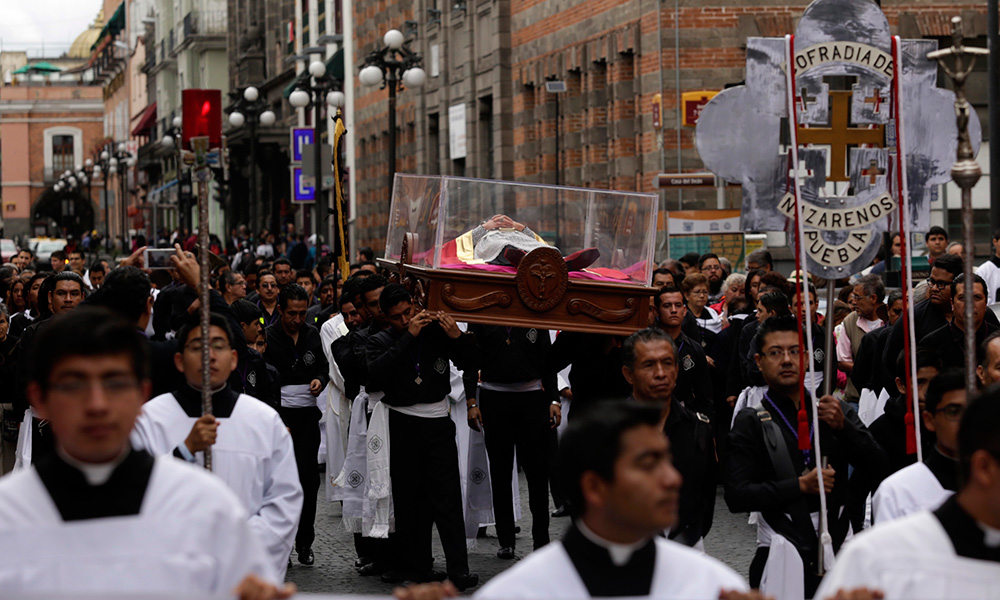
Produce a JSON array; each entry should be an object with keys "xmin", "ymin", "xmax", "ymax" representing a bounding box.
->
[
  {"xmin": 290, "ymin": 128, "xmax": 314, "ymax": 163},
  {"xmin": 654, "ymin": 173, "xmax": 716, "ymax": 188},
  {"xmin": 682, "ymin": 91, "xmax": 718, "ymax": 127},
  {"xmin": 291, "ymin": 166, "xmax": 315, "ymax": 203}
]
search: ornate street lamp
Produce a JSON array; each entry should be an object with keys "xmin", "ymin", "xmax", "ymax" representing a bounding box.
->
[{"xmin": 228, "ymin": 85, "xmax": 276, "ymax": 234}]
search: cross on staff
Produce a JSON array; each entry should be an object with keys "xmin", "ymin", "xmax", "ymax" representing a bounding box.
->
[
  {"xmin": 928, "ymin": 16, "xmax": 989, "ymax": 393},
  {"xmin": 797, "ymin": 90, "xmax": 885, "ymax": 182}
]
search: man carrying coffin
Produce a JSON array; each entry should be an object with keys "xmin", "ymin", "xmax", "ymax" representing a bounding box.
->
[
  {"xmin": 0, "ymin": 307, "xmax": 293, "ymax": 599},
  {"xmin": 131, "ymin": 313, "xmax": 303, "ymax": 579}
]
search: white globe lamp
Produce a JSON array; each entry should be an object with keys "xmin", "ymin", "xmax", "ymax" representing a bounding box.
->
[
  {"xmin": 229, "ymin": 111, "xmax": 246, "ymax": 127},
  {"xmin": 243, "ymin": 86, "xmax": 259, "ymax": 102},
  {"xmin": 259, "ymin": 110, "xmax": 276, "ymax": 127},
  {"xmin": 384, "ymin": 29, "xmax": 404, "ymax": 50}
]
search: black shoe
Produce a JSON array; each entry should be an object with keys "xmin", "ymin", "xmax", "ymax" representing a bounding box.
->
[
  {"xmin": 355, "ymin": 556, "xmax": 373, "ymax": 569},
  {"xmin": 551, "ymin": 505, "xmax": 570, "ymax": 518},
  {"xmin": 497, "ymin": 546, "xmax": 515, "ymax": 560},
  {"xmin": 358, "ymin": 561, "xmax": 385, "ymax": 576},
  {"xmin": 514, "ymin": 526, "xmax": 521, "ymax": 534},
  {"xmin": 412, "ymin": 570, "xmax": 448, "ymax": 583},
  {"xmin": 476, "ymin": 526, "xmax": 488, "ymax": 539},
  {"xmin": 381, "ymin": 571, "xmax": 407, "ymax": 584},
  {"xmin": 297, "ymin": 547, "xmax": 314, "ymax": 565},
  {"xmin": 449, "ymin": 573, "xmax": 480, "ymax": 592}
]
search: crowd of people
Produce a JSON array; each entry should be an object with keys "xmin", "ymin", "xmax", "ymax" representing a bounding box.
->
[{"xmin": 0, "ymin": 222, "xmax": 997, "ymax": 600}]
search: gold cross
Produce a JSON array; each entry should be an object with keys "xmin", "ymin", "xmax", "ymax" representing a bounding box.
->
[
  {"xmin": 797, "ymin": 91, "xmax": 885, "ymax": 182},
  {"xmin": 861, "ymin": 159, "xmax": 884, "ymax": 185}
]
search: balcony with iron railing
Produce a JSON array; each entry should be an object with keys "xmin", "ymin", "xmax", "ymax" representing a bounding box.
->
[{"xmin": 173, "ymin": 10, "xmax": 227, "ymax": 55}]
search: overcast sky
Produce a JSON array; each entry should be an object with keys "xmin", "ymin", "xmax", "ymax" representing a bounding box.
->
[{"xmin": 0, "ymin": 1, "xmax": 103, "ymax": 57}]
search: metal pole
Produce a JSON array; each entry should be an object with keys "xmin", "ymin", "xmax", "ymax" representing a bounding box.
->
[
  {"xmin": 249, "ymin": 116, "xmax": 258, "ymax": 234},
  {"xmin": 103, "ymin": 170, "xmax": 111, "ymax": 252},
  {"xmin": 555, "ymin": 92, "xmax": 561, "ymax": 244},
  {"xmin": 315, "ymin": 92, "xmax": 325, "ymax": 242},
  {"xmin": 388, "ymin": 68, "xmax": 397, "ymax": 195},
  {"xmin": 990, "ymin": 0, "xmax": 1000, "ymax": 236},
  {"xmin": 822, "ymin": 278, "xmax": 837, "ymax": 396}
]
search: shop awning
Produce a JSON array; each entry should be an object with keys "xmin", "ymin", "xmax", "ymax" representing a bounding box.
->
[
  {"xmin": 12, "ymin": 62, "xmax": 62, "ymax": 74},
  {"xmin": 131, "ymin": 102, "xmax": 157, "ymax": 136},
  {"xmin": 91, "ymin": 1, "xmax": 126, "ymax": 51}
]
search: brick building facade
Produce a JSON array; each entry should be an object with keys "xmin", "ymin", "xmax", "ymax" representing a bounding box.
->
[{"xmin": 351, "ymin": 0, "xmax": 988, "ymax": 253}]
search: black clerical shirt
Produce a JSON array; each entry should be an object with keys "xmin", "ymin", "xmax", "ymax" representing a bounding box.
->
[
  {"xmin": 35, "ymin": 449, "xmax": 155, "ymax": 522},
  {"xmin": 562, "ymin": 524, "xmax": 656, "ymax": 597}
]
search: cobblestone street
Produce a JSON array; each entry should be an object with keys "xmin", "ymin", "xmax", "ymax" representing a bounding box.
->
[{"xmin": 287, "ymin": 471, "xmax": 757, "ymax": 595}]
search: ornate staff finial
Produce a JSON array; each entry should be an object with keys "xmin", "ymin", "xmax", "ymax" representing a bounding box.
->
[{"xmin": 927, "ymin": 16, "xmax": 988, "ymax": 393}]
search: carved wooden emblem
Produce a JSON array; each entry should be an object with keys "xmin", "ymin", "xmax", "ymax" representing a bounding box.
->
[
  {"xmin": 515, "ymin": 247, "xmax": 568, "ymax": 312},
  {"xmin": 567, "ymin": 297, "xmax": 639, "ymax": 323}
]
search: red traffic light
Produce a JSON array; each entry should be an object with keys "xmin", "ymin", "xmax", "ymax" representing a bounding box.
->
[{"xmin": 181, "ymin": 89, "xmax": 223, "ymax": 149}]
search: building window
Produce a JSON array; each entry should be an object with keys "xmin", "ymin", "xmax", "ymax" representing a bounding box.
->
[
  {"xmin": 428, "ymin": 113, "xmax": 440, "ymax": 175},
  {"xmin": 478, "ymin": 96, "xmax": 493, "ymax": 179},
  {"xmin": 52, "ymin": 135, "xmax": 75, "ymax": 174}
]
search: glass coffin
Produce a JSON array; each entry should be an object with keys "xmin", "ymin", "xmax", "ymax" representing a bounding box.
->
[{"xmin": 380, "ymin": 175, "xmax": 658, "ymax": 335}]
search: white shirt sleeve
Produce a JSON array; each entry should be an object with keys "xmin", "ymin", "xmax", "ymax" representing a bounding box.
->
[
  {"xmin": 247, "ymin": 412, "xmax": 303, "ymax": 578},
  {"xmin": 835, "ymin": 322, "xmax": 853, "ymax": 362}
]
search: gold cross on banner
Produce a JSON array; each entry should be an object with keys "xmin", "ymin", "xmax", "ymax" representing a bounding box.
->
[{"xmin": 797, "ymin": 90, "xmax": 885, "ymax": 182}]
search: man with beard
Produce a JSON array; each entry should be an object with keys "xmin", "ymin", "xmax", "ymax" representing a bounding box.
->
[
  {"xmin": 264, "ymin": 284, "xmax": 329, "ymax": 566},
  {"xmin": 698, "ymin": 253, "xmax": 726, "ymax": 304},
  {"xmin": 920, "ymin": 274, "xmax": 999, "ymax": 371},
  {"xmin": 620, "ymin": 327, "xmax": 716, "ymax": 549}
]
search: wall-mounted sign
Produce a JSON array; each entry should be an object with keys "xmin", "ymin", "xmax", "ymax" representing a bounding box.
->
[
  {"xmin": 290, "ymin": 128, "xmax": 314, "ymax": 163},
  {"xmin": 682, "ymin": 91, "xmax": 718, "ymax": 127},
  {"xmin": 291, "ymin": 166, "xmax": 315, "ymax": 203}
]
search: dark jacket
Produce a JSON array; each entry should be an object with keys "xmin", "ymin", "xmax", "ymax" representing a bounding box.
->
[
  {"xmin": 725, "ymin": 390, "xmax": 889, "ymax": 565},
  {"xmin": 462, "ymin": 325, "xmax": 556, "ymax": 402},
  {"xmin": 546, "ymin": 332, "xmax": 630, "ymax": 418},
  {"xmin": 919, "ymin": 321, "xmax": 1000, "ymax": 372},
  {"xmin": 882, "ymin": 299, "xmax": 1000, "ymax": 376},
  {"xmin": 661, "ymin": 397, "xmax": 717, "ymax": 546},
  {"xmin": 263, "ymin": 322, "xmax": 329, "ymax": 389},
  {"xmin": 367, "ymin": 324, "xmax": 478, "ymax": 408},
  {"xmin": 869, "ymin": 394, "xmax": 934, "ymax": 476},
  {"xmin": 671, "ymin": 330, "xmax": 714, "ymax": 418}
]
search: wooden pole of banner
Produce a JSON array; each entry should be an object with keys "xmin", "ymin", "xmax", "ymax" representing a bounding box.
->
[
  {"xmin": 929, "ymin": 18, "xmax": 989, "ymax": 393},
  {"xmin": 191, "ymin": 137, "xmax": 214, "ymax": 472}
]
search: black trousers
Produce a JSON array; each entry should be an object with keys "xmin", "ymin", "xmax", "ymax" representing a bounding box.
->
[
  {"xmin": 389, "ymin": 410, "xmax": 469, "ymax": 577},
  {"xmin": 479, "ymin": 388, "xmax": 551, "ymax": 549},
  {"xmin": 279, "ymin": 405, "xmax": 321, "ymax": 550}
]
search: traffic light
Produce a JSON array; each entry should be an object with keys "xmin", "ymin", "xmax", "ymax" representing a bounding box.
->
[{"xmin": 181, "ymin": 89, "xmax": 223, "ymax": 149}]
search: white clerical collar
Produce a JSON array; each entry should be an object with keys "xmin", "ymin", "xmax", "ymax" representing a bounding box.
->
[
  {"xmin": 576, "ymin": 521, "xmax": 651, "ymax": 567},
  {"xmin": 979, "ymin": 522, "xmax": 1000, "ymax": 548},
  {"xmin": 57, "ymin": 445, "xmax": 129, "ymax": 486}
]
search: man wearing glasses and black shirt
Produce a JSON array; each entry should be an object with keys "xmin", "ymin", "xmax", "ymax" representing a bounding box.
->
[
  {"xmin": 264, "ymin": 284, "xmax": 329, "ymax": 566},
  {"xmin": 882, "ymin": 253, "xmax": 1000, "ymax": 376}
]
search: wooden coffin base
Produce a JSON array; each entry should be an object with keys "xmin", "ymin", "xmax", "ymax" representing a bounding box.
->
[{"xmin": 378, "ymin": 246, "xmax": 655, "ymax": 336}]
